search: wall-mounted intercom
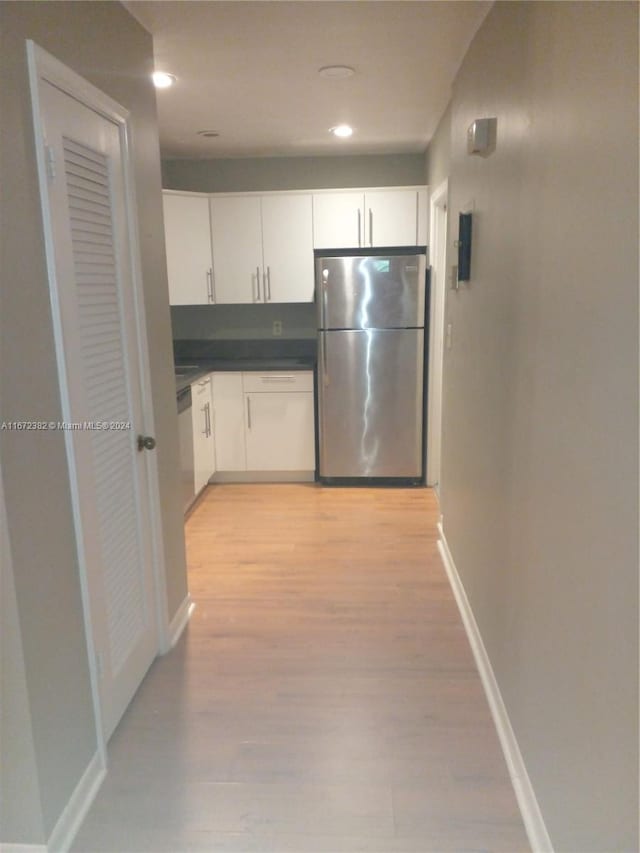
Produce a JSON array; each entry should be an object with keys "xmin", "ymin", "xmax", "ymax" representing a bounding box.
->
[{"xmin": 457, "ymin": 212, "xmax": 472, "ymax": 282}]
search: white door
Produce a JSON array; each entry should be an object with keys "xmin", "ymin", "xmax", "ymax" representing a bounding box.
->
[
  {"xmin": 312, "ymin": 192, "xmax": 364, "ymax": 249},
  {"xmin": 261, "ymin": 194, "xmax": 314, "ymax": 303},
  {"xmin": 162, "ymin": 193, "xmax": 213, "ymax": 305},
  {"xmin": 210, "ymin": 196, "xmax": 263, "ymax": 303},
  {"xmin": 364, "ymin": 189, "xmax": 419, "ymax": 247},
  {"xmin": 34, "ymin": 63, "xmax": 160, "ymax": 741}
]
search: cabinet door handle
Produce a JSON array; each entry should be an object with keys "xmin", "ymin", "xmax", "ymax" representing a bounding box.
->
[
  {"xmin": 369, "ymin": 208, "xmax": 373, "ymax": 246},
  {"xmin": 255, "ymin": 267, "xmax": 261, "ymax": 302},
  {"xmin": 357, "ymin": 208, "xmax": 362, "ymax": 247},
  {"xmin": 266, "ymin": 266, "xmax": 271, "ymax": 301},
  {"xmin": 211, "ymin": 267, "xmax": 217, "ymax": 303},
  {"xmin": 207, "ymin": 402, "xmax": 212, "ymax": 437},
  {"xmin": 206, "ymin": 268, "xmax": 214, "ymax": 302},
  {"xmin": 260, "ymin": 375, "xmax": 294, "ymax": 382},
  {"xmin": 201, "ymin": 404, "xmax": 208, "ymax": 435},
  {"xmin": 246, "ymin": 396, "xmax": 252, "ymax": 429}
]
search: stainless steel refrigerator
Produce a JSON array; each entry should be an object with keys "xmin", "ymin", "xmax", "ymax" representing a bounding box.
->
[{"xmin": 316, "ymin": 252, "xmax": 427, "ymax": 482}]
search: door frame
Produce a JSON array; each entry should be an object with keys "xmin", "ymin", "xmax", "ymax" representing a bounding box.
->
[
  {"xmin": 426, "ymin": 179, "xmax": 448, "ymax": 488},
  {"xmin": 26, "ymin": 40, "xmax": 170, "ymax": 760}
]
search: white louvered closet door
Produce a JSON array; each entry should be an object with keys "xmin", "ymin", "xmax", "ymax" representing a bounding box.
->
[{"xmin": 38, "ymin": 79, "xmax": 158, "ymax": 741}]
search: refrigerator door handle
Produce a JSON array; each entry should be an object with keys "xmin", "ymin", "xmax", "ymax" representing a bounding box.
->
[
  {"xmin": 255, "ymin": 267, "xmax": 261, "ymax": 302},
  {"xmin": 322, "ymin": 281, "xmax": 328, "ymax": 330},
  {"xmin": 321, "ymin": 332, "xmax": 329, "ymax": 385},
  {"xmin": 320, "ymin": 268, "xmax": 329, "ymax": 330}
]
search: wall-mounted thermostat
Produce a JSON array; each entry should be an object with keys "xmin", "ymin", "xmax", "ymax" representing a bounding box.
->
[{"xmin": 467, "ymin": 118, "xmax": 492, "ymax": 155}]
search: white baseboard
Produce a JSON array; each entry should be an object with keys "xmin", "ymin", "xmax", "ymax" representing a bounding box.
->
[
  {"xmin": 45, "ymin": 751, "xmax": 105, "ymax": 853},
  {"xmin": 0, "ymin": 845, "xmax": 47, "ymax": 852},
  {"xmin": 437, "ymin": 523, "xmax": 554, "ymax": 853},
  {"xmin": 211, "ymin": 471, "xmax": 315, "ymax": 484},
  {"xmin": 167, "ymin": 593, "xmax": 195, "ymax": 649}
]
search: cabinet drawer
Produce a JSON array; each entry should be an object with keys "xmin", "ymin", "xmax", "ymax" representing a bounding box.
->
[
  {"xmin": 192, "ymin": 375, "xmax": 212, "ymax": 397},
  {"xmin": 242, "ymin": 370, "xmax": 313, "ymax": 393}
]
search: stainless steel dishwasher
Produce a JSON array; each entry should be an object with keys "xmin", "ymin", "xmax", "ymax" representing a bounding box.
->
[{"xmin": 177, "ymin": 385, "xmax": 195, "ymax": 512}]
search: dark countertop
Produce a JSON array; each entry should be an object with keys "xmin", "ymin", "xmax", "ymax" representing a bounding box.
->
[
  {"xmin": 174, "ymin": 342, "xmax": 317, "ymax": 394},
  {"xmin": 174, "ymin": 336, "xmax": 317, "ymax": 363}
]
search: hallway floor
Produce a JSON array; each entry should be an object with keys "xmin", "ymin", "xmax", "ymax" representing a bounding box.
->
[{"xmin": 73, "ymin": 485, "xmax": 529, "ymax": 852}]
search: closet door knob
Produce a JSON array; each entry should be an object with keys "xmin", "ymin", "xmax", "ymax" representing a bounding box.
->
[{"xmin": 137, "ymin": 435, "xmax": 156, "ymax": 451}]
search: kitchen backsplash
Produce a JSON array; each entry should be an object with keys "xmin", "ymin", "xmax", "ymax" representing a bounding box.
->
[{"xmin": 170, "ymin": 303, "xmax": 316, "ymax": 341}]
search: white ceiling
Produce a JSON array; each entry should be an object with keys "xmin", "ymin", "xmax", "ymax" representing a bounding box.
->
[{"xmin": 124, "ymin": 1, "xmax": 492, "ymax": 160}]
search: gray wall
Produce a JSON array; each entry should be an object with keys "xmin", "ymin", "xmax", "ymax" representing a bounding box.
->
[
  {"xmin": 0, "ymin": 467, "xmax": 45, "ymax": 843},
  {"xmin": 439, "ymin": 2, "xmax": 638, "ymax": 850},
  {"xmin": 171, "ymin": 303, "xmax": 316, "ymax": 342},
  {"xmin": 424, "ymin": 101, "xmax": 451, "ymax": 190},
  {"xmin": 0, "ymin": 0, "xmax": 187, "ymax": 840},
  {"xmin": 162, "ymin": 153, "xmax": 426, "ymax": 193}
]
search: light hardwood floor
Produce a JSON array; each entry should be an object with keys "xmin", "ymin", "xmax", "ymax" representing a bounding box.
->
[{"xmin": 73, "ymin": 485, "xmax": 529, "ymax": 853}]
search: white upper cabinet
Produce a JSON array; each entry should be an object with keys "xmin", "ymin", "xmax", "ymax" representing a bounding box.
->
[
  {"xmin": 261, "ymin": 194, "xmax": 314, "ymax": 302},
  {"xmin": 209, "ymin": 195, "xmax": 263, "ymax": 304},
  {"xmin": 210, "ymin": 193, "xmax": 314, "ymax": 304},
  {"xmin": 163, "ymin": 193, "xmax": 214, "ymax": 305},
  {"xmin": 312, "ymin": 192, "xmax": 364, "ymax": 250},
  {"xmin": 312, "ymin": 187, "xmax": 428, "ymax": 250},
  {"xmin": 364, "ymin": 190, "xmax": 420, "ymax": 248}
]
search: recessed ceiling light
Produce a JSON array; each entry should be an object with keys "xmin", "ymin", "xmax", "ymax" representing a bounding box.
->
[
  {"xmin": 152, "ymin": 71, "xmax": 176, "ymax": 89},
  {"xmin": 197, "ymin": 130, "xmax": 220, "ymax": 138},
  {"xmin": 330, "ymin": 124, "xmax": 353, "ymax": 138},
  {"xmin": 319, "ymin": 65, "xmax": 355, "ymax": 79}
]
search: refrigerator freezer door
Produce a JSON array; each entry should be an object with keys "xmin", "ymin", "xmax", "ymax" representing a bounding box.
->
[
  {"xmin": 316, "ymin": 254, "xmax": 426, "ymax": 331},
  {"xmin": 318, "ymin": 328, "xmax": 424, "ymax": 478}
]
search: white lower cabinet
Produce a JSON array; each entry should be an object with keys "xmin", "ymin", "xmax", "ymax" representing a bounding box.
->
[
  {"xmin": 245, "ymin": 390, "xmax": 315, "ymax": 471},
  {"xmin": 211, "ymin": 370, "xmax": 315, "ymax": 480},
  {"xmin": 211, "ymin": 373, "xmax": 247, "ymax": 472},
  {"xmin": 191, "ymin": 375, "xmax": 215, "ymax": 494}
]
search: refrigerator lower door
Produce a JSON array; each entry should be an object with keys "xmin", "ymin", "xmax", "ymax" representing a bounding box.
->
[{"xmin": 319, "ymin": 328, "xmax": 424, "ymax": 479}]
